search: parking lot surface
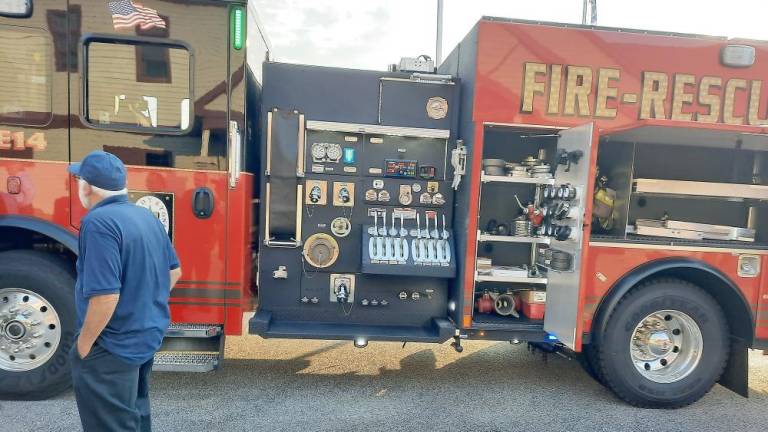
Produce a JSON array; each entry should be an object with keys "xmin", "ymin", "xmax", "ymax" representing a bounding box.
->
[{"xmin": 3, "ymin": 334, "xmax": 768, "ymax": 432}]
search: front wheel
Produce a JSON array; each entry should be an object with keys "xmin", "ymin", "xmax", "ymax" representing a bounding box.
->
[
  {"xmin": 596, "ymin": 278, "xmax": 729, "ymax": 408},
  {"xmin": 0, "ymin": 250, "xmax": 76, "ymax": 400}
]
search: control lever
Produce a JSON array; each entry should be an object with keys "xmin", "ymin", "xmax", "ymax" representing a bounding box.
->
[
  {"xmin": 379, "ymin": 212, "xmax": 387, "ymax": 236},
  {"xmin": 429, "ymin": 213, "xmax": 439, "ymax": 239},
  {"xmin": 399, "ymin": 214, "xmax": 407, "ymax": 237},
  {"xmin": 368, "ymin": 212, "xmax": 378, "ymax": 260},
  {"xmin": 385, "ymin": 236, "xmax": 394, "ymax": 260},
  {"xmin": 441, "ymin": 215, "xmax": 449, "ymax": 240},
  {"xmin": 425, "ymin": 213, "xmax": 436, "ymax": 263},
  {"xmin": 389, "ymin": 213, "xmax": 397, "ymax": 236},
  {"xmin": 412, "ymin": 213, "xmax": 424, "ymax": 263}
]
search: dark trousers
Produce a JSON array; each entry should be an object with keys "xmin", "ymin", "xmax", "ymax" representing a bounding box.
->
[{"xmin": 70, "ymin": 343, "xmax": 154, "ymax": 432}]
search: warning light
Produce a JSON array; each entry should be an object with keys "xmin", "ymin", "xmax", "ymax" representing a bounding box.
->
[
  {"xmin": 546, "ymin": 334, "xmax": 558, "ymax": 341},
  {"xmin": 231, "ymin": 7, "xmax": 245, "ymax": 51},
  {"xmin": 343, "ymin": 148, "xmax": 355, "ymax": 164}
]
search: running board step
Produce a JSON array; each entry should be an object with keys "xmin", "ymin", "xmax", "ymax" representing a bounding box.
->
[
  {"xmin": 152, "ymin": 352, "xmax": 219, "ymax": 373},
  {"xmin": 165, "ymin": 323, "xmax": 222, "ymax": 338}
]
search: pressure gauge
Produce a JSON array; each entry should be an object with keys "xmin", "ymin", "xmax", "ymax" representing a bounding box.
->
[
  {"xmin": 311, "ymin": 143, "xmax": 327, "ymax": 161},
  {"xmin": 326, "ymin": 144, "xmax": 342, "ymax": 162}
]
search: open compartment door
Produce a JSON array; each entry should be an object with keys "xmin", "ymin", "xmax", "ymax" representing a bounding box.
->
[{"xmin": 543, "ymin": 123, "xmax": 598, "ymax": 350}]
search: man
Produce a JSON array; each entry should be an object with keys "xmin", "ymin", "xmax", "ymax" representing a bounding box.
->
[{"xmin": 68, "ymin": 151, "xmax": 182, "ymax": 432}]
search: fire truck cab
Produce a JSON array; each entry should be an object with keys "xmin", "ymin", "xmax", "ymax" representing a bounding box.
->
[{"xmin": 1, "ymin": 1, "xmax": 767, "ymax": 409}]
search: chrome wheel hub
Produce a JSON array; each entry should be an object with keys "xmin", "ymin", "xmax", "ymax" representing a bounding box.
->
[
  {"xmin": 0, "ymin": 288, "xmax": 61, "ymax": 372},
  {"xmin": 630, "ymin": 310, "xmax": 702, "ymax": 384}
]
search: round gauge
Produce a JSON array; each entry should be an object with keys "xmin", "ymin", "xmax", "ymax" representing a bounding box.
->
[
  {"xmin": 378, "ymin": 190, "xmax": 391, "ymax": 202},
  {"xmin": 426, "ymin": 97, "xmax": 448, "ymax": 120},
  {"xmin": 326, "ymin": 144, "xmax": 342, "ymax": 161},
  {"xmin": 311, "ymin": 143, "xmax": 327, "ymax": 160},
  {"xmin": 412, "ymin": 183, "xmax": 422, "ymax": 193},
  {"xmin": 330, "ymin": 217, "xmax": 352, "ymax": 238},
  {"xmin": 135, "ymin": 195, "xmax": 170, "ymax": 234},
  {"xmin": 303, "ymin": 233, "xmax": 339, "ymax": 268}
]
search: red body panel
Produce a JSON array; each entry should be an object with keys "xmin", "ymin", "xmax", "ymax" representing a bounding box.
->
[
  {"xmin": 0, "ymin": 159, "xmax": 73, "ymax": 233},
  {"xmin": 474, "ymin": 20, "xmax": 768, "ymax": 130},
  {"xmin": 584, "ymin": 244, "xmax": 768, "ymax": 340},
  {"xmin": 463, "ymin": 19, "xmax": 768, "ymax": 347}
]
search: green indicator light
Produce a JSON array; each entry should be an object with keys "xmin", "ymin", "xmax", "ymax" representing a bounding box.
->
[{"xmin": 231, "ymin": 7, "xmax": 245, "ymax": 51}]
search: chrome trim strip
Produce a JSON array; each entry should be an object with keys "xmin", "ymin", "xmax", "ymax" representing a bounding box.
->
[
  {"xmin": 589, "ymin": 241, "xmax": 768, "ymax": 255},
  {"xmin": 297, "ymin": 114, "xmax": 305, "ymax": 177},
  {"xmin": 305, "ymin": 120, "xmax": 450, "ymax": 139},
  {"xmin": 265, "ymin": 111, "xmax": 273, "ymax": 176}
]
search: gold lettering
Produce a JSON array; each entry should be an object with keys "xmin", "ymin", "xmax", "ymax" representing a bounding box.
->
[
  {"xmin": 547, "ymin": 64, "xmax": 563, "ymax": 115},
  {"xmin": 595, "ymin": 68, "xmax": 620, "ymax": 118},
  {"xmin": 724, "ymin": 78, "xmax": 748, "ymax": 125},
  {"xmin": 563, "ymin": 66, "xmax": 593, "ymax": 116},
  {"xmin": 0, "ymin": 130, "xmax": 10, "ymax": 150},
  {"xmin": 521, "ymin": 62, "xmax": 547, "ymax": 113},
  {"xmin": 639, "ymin": 72, "xmax": 668, "ymax": 119},
  {"xmin": 748, "ymin": 80, "xmax": 768, "ymax": 126},
  {"xmin": 671, "ymin": 74, "xmax": 696, "ymax": 121},
  {"xmin": 696, "ymin": 76, "xmax": 721, "ymax": 123}
]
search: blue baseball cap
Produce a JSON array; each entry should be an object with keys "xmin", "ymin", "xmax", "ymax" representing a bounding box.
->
[{"xmin": 68, "ymin": 151, "xmax": 127, "ymax": 191}]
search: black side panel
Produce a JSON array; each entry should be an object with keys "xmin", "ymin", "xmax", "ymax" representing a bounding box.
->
[
  {"xmin": 379, "ymin": 80, "xmax": 453, "ymax": 130},
  {"xmin": 266, "ymin": 110, "xmax": 300, "ymax": 239}
]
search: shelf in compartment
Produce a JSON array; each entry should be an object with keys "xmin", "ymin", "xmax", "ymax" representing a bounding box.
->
[
  {"xmin": 477, "ymin": 231, "xmax": 551, "ymax": 244},
  {"xmin": 475, "ymin": 272, "xmax": 547, "ymax": 284},
  {"xmin": 633, "ymin": 178, "xmax": 768, "ymax": 201},
  {"xmin": 481, "ymin": 172, "xmax": 555, "ymax": 185}
]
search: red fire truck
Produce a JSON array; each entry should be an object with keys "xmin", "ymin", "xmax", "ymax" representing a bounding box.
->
[{"xmin": 1, "ymin": 1, "xmax": 767, "ymax": 409}]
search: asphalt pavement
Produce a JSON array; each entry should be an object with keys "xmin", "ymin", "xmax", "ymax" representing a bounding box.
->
[{"xmin": 3, "ymin": 333, "xmax": 768, "ymax": 432}]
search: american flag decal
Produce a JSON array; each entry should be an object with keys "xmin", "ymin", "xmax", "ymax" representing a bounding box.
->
[{"xmin": 108, "ymin": 0, "xmax": 167, "ymax": 31}]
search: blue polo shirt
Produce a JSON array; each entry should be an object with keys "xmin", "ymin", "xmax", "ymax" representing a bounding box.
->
[{"xmin": 75, "ymin": 194, "xmax": 180, "ymax": 365}]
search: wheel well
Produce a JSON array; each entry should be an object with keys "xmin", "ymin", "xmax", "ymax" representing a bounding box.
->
[
  {"xmin": 590, "ymin": 259, "xmax": 754, "ymax": 346},
  {"xmin": 0, "ymin": 226, "xmax": 77, "ymax": 270}
]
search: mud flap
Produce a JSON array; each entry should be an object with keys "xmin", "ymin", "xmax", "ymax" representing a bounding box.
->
[{"xmin": 718, "ymin": 337, "xmax": 749, "ymax": 398}]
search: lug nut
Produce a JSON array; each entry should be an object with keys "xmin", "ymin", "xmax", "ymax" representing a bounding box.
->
[
  {"xmin": 21, "ymin": 310, "xmax": 33, "ymax": 318},
  {"xmin": 32, "ymin": 332, "xmax": 42, "ymax": 338},
  {"xmin": 8, "ymin": 306, "xmax": 19, "ymax": 314},
  {"xmin": 30, "ymin": 320, "xmax": 41, "ymax": 326}
]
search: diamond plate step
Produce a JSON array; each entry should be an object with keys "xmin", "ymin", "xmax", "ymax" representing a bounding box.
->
[
  {"xmin": 165, "ymin": 323, "xmax": 222, "ymax": 338},
  {"xmin": 152, "ymin": 352, "xmax": 219, "ymax": 372}
]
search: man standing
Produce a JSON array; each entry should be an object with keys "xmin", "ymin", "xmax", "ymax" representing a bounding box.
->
[{"xmin": 68, "ymin": 151, "xmax": 182, "ymax": 432}]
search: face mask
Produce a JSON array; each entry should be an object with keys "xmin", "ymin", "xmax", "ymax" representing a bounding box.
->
[{"xmin": 78, "ymin": 179, "xmax": 91, "ymax": 209}]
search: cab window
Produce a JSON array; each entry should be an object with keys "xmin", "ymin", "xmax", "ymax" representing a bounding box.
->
[
  {"xmin": 0, "ymin": 25, "xmax": 52, "ymax": 126},
  {"xmin": 84, "ymin": 39, "xmax": 191, "ymax": 132}
]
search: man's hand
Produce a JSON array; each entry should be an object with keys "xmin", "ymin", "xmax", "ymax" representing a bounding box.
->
[
  {"xmin": 77, "ymin": 294, "xmax": 120, "ymax": 359},
  {"xmin": 77, "ymin": 336, "xmax": 93, "ymax": 359},
  {"xmin": 170, "ymin": 267, "xmax": 182, "ymax": 291}
]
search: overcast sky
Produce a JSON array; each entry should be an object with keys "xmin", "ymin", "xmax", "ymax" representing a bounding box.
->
[{"xmin": 250, "ymin": 0, "xmax": 768, "ymax": 71}]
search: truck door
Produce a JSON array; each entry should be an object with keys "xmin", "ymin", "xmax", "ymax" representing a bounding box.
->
[
  {"xmin": 0, "ymin": 0, "xmax": 70, "ymax": 221},
  {"xmin": 543, "ymin": 123, "xmax": 598, "ymax": 350},
  {"xmin": 67, "ymin": 1, "xmax": 237, "ymax": 320}
]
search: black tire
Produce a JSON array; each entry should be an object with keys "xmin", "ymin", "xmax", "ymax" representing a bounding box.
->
[
  {"xmin": 0, "ymin": 250, "xmax": 76, "ymax": 400},
  {"xmin": 580, "ymin": 343, "xmax": 605, "ymax": 386},
  {"xmin": 596, "ymin": 278, "xmax": 729, "ymax": 408}
]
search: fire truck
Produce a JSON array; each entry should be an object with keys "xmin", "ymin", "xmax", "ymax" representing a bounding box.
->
[{"xmin": 1, "ymin": 1, "xmax": 767, "ymax": 409}]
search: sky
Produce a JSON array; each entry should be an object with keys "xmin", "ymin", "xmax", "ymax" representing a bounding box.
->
[{"xmin": 249, "ymin": 0, "xmax": 768, "ymax": 71}]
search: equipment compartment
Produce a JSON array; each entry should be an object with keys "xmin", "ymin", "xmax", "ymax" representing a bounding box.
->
[{"xmin": 595, "ymin": 124, "xmax": 768, "ymax": 247}]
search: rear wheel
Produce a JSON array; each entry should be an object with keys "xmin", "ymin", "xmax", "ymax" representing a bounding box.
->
[
  {"xmin": 596, "ymin": 278, "xmax": 729, "ymax": 408},
  {"xmin": 0, "ymin": 250, "xmax": 76, "ymax": 400}
]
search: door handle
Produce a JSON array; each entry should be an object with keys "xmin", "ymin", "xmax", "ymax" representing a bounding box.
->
[{"xmin": 193, "ymin": 187, "xmax": 214, "ymax": 219}]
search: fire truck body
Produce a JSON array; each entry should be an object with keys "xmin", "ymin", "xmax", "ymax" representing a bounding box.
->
[
  {"xmin": 0, "ymin": 1, "xmax": 767, "ymax": 408},
  {"xmin": 0, "ymin": 0, "xmax": 261, "ymax": 398}
]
